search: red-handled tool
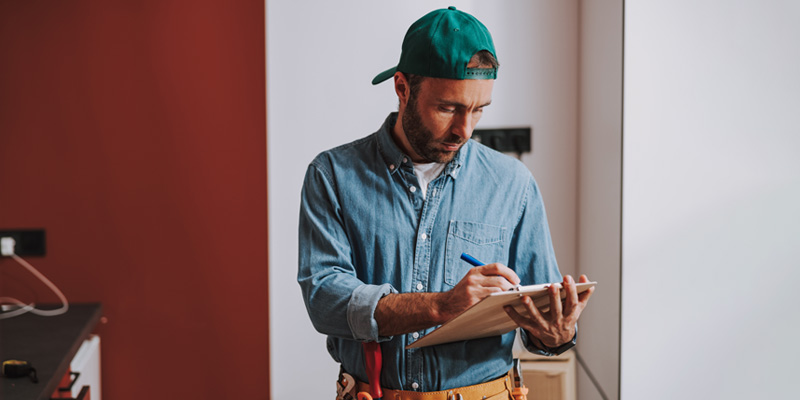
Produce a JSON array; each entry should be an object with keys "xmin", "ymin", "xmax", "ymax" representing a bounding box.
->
[{"xmin": 357, "ymin": 341, "xmax": 383, "ymax": 400}]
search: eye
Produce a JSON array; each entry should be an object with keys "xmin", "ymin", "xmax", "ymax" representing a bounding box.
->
[{"xmin": 439, "ymin": 106, "xmax": 456, "ymax": 113}]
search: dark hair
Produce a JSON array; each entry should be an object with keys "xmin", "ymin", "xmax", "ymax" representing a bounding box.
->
[
  {"xmin": 406, "ymin": 50, "xmax": 498, "ymax": 100},
  {"xmin": 470, "ymin": 49, "xmax": 499, "ymax": 69}
]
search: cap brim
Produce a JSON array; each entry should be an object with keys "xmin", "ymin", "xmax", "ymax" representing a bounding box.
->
[{"xmin": 372, "ymin": 66, "xmax": 397, "ymax": 85}]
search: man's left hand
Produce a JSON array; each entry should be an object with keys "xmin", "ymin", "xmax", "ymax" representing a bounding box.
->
[{"xmin": 504, "ymin": 274, "xmax": 594, "ymax": 348}]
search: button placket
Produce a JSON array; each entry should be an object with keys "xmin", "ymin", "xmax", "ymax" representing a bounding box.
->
[{"xmin": 406, "ymin": 170, "xmax": 450, "ymax": 392}]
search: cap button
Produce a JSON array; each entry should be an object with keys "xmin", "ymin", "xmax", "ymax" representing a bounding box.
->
[{"xmin": 448, "ymin": 6, "xmax": 456, "ymax": 10}]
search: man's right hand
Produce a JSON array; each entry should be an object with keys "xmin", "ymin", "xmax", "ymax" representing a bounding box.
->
[
  {"xmin": 374, "ymin": 263, "xmax": 520, "ymax": 337},
  {"xmin": 437, "ymin": 263, "xmax": 521, "ymax": 321}
]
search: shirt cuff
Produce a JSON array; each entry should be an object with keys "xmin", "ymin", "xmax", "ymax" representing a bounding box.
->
[
  {"xmin": 347, "ymin": 283, "xmax": 397, "ymax": 342},
  {"xmin": 521, "ymin": 326, "xmax": 578, "ymax": 356}
]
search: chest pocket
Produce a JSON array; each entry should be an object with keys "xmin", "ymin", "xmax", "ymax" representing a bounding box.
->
[{"xmin": 444, "ymin": 221, "xmax": 508, "ymax": 287}]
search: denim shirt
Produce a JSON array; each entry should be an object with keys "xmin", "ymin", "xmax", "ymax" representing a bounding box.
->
[{"xmin": 298, "ymin": 113, "xmax": 563, "ymax": 391}]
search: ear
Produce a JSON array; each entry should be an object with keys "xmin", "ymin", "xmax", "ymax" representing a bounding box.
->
[{"xmin": 393, "ymin": 72, "xmax": 411, "ymax": 108}]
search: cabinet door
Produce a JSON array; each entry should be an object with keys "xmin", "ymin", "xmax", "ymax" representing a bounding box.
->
[
  {"xmin": 70, "ymin": 335, "xmax": 102, "ymax": 400},
  {"xmin": 520, "ymin": 356, "xmax": 576, "ymax": 400}
]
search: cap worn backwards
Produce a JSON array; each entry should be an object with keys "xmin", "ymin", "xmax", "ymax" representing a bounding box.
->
[{"xmin": 372, "ymin": 6, "xmax": 498, "ymax": 85}]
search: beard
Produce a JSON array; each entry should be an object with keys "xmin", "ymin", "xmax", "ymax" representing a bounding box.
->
[{"xmin": 402, "ymin": 94, "xmax": 466, "ymax": 164}]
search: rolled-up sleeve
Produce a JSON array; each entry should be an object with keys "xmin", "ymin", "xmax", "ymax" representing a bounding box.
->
[
  {"xmin": 520, "ymin": 327, "xmax": 577, "ymax": 356},
  {"xmin": 298, "ymin": 162, "xmax": 395, "ymax": 342},
  {"xmin": 348, "ymin": 283, "xmax": 396, "ymax": 341}
]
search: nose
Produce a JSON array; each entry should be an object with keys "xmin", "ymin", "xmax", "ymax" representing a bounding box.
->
[{"xmin": 451, "ymin": 112, "xmax": 473, "ymax": 140}]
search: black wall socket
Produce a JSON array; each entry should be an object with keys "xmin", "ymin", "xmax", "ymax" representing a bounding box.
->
[
  {"xmin": 472, "ymin": 127, "xmax": 532, "ymax": 154},
  {"xmin": 0, "ymin": 229, "xmax": 46, "ymax": 256}
]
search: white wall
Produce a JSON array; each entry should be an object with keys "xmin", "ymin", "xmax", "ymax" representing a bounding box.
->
[
  {"xmin": 577, "ymin": 0, "xmax": 623, "ymax": 399},
  {"xmin": 267, "ymin": 1, "xmax": 579, "ymax": 398},
  {"xmin": 621, "ymin": 1, "xmax": 800, "ymax": 398}
]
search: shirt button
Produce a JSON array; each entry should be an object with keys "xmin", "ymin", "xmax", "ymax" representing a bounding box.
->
[
  {"xmin": 416, "ymin": 282, "xmax": 423, "ymax": 290},
  {"xmin": 403, "ymin": 157, "xmax": 408, "ymax": 163},
  {"xmin": 420, "ymin": 233, "xmax": 427, "ymax": 240},
  {"xmin": 409, "ymin": 186, "xmax": 417, "ymax": 193},
  {"xmin": 389, "ymin": 164, "xmax": 395, "ymax": 170},
  {"xmin": 411, "ymin": 382, "xmax": 419, "ymax": 390},
  {"xmin": 412, "ymin": 332, "xmax": 419, "ymax": 339}
]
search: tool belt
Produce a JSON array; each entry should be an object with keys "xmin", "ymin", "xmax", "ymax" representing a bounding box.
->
[{"xmin": 337, "ymin": 369, "xmax": 519, "ymax": 400}]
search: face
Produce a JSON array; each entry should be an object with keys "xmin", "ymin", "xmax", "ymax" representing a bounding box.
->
[{"xmin": 394, "ymin": 74, "xmax": 494, "ymax": 163}]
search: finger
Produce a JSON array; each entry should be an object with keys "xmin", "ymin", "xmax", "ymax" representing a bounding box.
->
[
  {"xmin": 578, "ymin": 285, "xmax": 595, "ymax": 305},
  {"xmin": 504, "ymin": 304, "xmax": 536, "ymax": 332},
  {"xmin": 520, "ymin": 295, "xmax": 549, "ymax": 327},
  {"xmin": 577, "ymin": 275, "xmax": 595, "ymax": 305},
  {"xmin": 548, "ymin": 283, "xmax": 562, "ymax": 320},
  {"xmin": 563, "ymin": 275, "xmax": 579, "ymax": 316},
  {"xmin": 478, "ymin": 263, "xmax": 521, "ymax": 286},
  {"xmin": 482, "ymin": 275, "xmax": 516, "ymax": 291}
]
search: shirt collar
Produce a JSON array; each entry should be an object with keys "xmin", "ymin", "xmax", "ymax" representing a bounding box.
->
[
  {"xmin": 376, "ymin": 112, "xmax": 465, "ymax": 179},
  {"xmin": 376, "ymin": 113, "xmax": 407, "ymax": 175}
]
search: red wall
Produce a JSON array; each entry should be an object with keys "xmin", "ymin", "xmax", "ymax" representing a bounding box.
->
[{"xmin": 0, "ymin": 1, "xmax": 269, "ymax": 398}]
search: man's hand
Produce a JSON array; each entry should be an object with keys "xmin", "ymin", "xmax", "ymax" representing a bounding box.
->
[
  {"xmin": 437, "ymin": 263, "xmax": 520, "ymax": 321},
  {"xmin": 375, "ymin": 263, "xmax": 519, "ymax": 336},
  {"xmin": 504, "ymin": 274, "xmax": 594, "ymax": 348}
]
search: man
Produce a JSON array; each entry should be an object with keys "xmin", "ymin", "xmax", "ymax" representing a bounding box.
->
[{"xmin": 298, "ymin": 7, "xmax": 593, "ymax": 399}]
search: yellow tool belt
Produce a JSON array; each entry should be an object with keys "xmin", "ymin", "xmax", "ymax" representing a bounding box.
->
[{"xmin": 354, "ymin": 372, "xmax": 514, "ymax": 400}]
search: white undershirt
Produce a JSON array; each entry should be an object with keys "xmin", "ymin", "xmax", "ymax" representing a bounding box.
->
[{"xmin": 413, "ymin": 162, "xmax": 446, "ymax": 199}]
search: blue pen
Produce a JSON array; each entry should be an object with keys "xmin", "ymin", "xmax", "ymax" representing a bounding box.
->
[
  {"xmin": 460, "ymin": 253, "xmax": 484, "ymax": 267},
  {"xmin": 460, "ymin": 253, "xmax": 521, "ymax": 291}
]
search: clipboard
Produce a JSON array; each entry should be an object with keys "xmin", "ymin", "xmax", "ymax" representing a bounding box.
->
[{"xmin": 406, "ymin": 281, "xmax": 596, "ymax": 349}]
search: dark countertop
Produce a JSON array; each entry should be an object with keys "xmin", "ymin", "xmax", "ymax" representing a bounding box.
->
[{"xmin": 0, "ymin": 303, "xmax": 102, "ymax": 400}]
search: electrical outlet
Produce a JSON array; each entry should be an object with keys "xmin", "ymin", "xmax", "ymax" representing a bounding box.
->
[
  {"xmin": 472, "ymin": 127, "xmax": 532, "ymax": 154},
  {"xmin": 0, "ymin": 229, "xmax": 46, "ymax": 256}
]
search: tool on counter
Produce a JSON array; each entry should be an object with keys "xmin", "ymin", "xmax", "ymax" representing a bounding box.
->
[
  {"xmin": 357, "ymin": 341, "xmax": 383, "ymax": 400},
  {"xmin": 2, "ymin": 359, "xmax": 38, "ymax": 383}
]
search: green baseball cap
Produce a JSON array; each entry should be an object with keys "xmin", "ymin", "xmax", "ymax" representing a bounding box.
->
[{"xmin": 372, "ymin": 6, "xmax": 498, "ymax": 85}]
